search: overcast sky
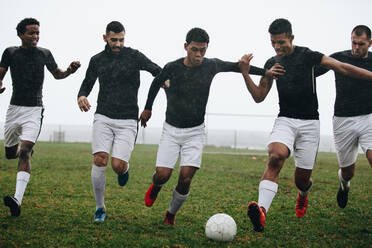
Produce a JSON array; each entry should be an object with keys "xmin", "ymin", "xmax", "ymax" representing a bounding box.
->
[{"xmin": 0, "ymin": 0, "xmax": 371, "ymax": 135}]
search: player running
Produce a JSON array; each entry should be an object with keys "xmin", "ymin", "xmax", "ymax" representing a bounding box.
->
[
  {"xmin": 316, "ymin": 25, "xmax": 372, "ymax": 208},
  {"xmin": 140, "ymin": 27, "xmax": 281, "ymax": 225},
  {"xmin": 0, "ymin": 18, "xmax": 80, "ymax": 217},
  {"xmin": 77, "ymin": 21, "xmax": 161, "ymax": 222},
  {"xmin": 239, "ymin": 18, "xmax": 372, "ymax": 232}
]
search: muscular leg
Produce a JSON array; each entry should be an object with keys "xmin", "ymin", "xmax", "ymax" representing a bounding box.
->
[
  {"xmin": 340, "ymin": 163, "xmax": 355, "ymax": 182},
  {"xmin": 92, "ymin": 152, "xmax": 109, "ymax": 210},
  {"xmin": 13, "ymin": 141, "xmax": 34, "ymax": 205},
  {"xmin": 258, "ymin": 142, "xmax": 289, "ymax": 212},
  {"xmin": 294, "ymin": 167, "xmax": 313, "ymax": 192},
  {"xmin": 168, "ymin": 166, "xmax": 197, "ymax": 215},
  {"xmin": 111, "ymin": 158, "xmax": 128, "ymax": 175},
  {"xmin": 5, "ymin": 144, "xmax": 19, "ymax": 159},
  {"xmin": 151, "ymin": 167, "xmax": 173, "ymax": 197}
]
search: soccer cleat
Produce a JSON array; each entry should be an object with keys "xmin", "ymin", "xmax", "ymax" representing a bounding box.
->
[
  {"xmin": 94, "ymin": 208, "xmax": 106, "ymax": 222},
  {"xmin": 247, "ymin": 201, "xmax": 266, "ymax": 232},
  {"xmin": 145, "ymin": 183, "xmax": 158, "ymax": 207},
  {"xmin": 4, "ymin": 195, "xmax": 21, "ymax": 217},
  {"xmin": 337, "ymin": 184, "xmax": 349, "ymax": 208},
  {"xmin": 118, "ymin": 169, "xmax": 129, "ymax": 186},
  {"xmin": 295, "ymin": 191, "xmax": 309, "ymax": 218},
  {"xmin": 164, "ymin": 211, "xmax": 175, "ymax": 225}
]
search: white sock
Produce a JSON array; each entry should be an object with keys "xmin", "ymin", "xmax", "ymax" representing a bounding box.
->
[
  {"xmin": 299, "ymin": 180, "xmax": 313, "ymax": 197},
  {"xmin": 168, "ymin": 189, "xmax": 189, "ymax": 215},
  {"xmin": 14, "ymin": 171, "xmax": 30, "ymax": 205},
  {"xmin": 91, "ymin": 165, "xmax": 107, "ymax": 210},
  {"xmin": 258, "ymin": 180, "xmax": 278, "ymax": 213},
  {"xmin": 338, "ymin": 169, "xmax": 350, "ymax": 191}
]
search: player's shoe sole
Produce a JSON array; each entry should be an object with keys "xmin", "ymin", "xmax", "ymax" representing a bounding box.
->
[
  {"xmin": 164, "ymin": 211, "xmax": 175, "ymax": 225},
  {"xmin": 247, "ymin": 201, "xmax": 266, "ymax": 232},
  {"xmin": 295, "ymin": 192, "xmax": 309, "ymax": 218},
  {"xmin": 4, "ymin": 195, "xmax": 21, "ymax": 217},
  {"xmin": 337, "ymin": 185, "xmax": 349, "ymax": 208}
]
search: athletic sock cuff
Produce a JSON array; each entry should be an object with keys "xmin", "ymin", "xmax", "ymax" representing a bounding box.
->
[
  {"xmin": 92, "ymin": 164, "xmax": 107, "ymax": 177},
  {"xmin": 173, "ymin": 189, "xmax": 189, "ymax": 199},
  {"xmin": 259, "ymin": 180, "xmax": 278, "ymax": 193},
  {"xmin": 17, "ymin": 171, "xmax": 30, "ymax": 182}
]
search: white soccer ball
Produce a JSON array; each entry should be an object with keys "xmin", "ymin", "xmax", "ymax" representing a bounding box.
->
[{"xmin": 205, "ymin": 213, "xmax": 237, "ymax": 242}]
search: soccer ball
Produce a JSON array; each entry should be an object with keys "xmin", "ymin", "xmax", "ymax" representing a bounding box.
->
[{"xmin": 205, "ymin": 213, "xmax": 237, "ymax": 242}]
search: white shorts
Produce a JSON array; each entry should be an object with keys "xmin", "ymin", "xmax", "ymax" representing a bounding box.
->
[
  {"xmin": 268, "ymin": 117, "xmax": 320, "ymax": 170},
  {"xmin": 333, "ymin": 113, "xmax": 372, "ymax": 168},
  {"xmin": 92, "ymin": 114, "xmax": 138, "ymax": 162},
  {"xmin": 4, "ymin": 105, "xmax": 44, "ymax": 147},
  {"xmin": 156, "ymin": 122, "xmax": 205, "ymax": 169}
]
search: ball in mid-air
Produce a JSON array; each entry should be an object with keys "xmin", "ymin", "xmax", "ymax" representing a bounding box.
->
[{"xmin": 205, "ymin": 213, "xmax": 237, "ymax": 242}]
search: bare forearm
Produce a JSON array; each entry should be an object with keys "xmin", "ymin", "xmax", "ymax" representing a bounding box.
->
[
  {"xmin": 242, "ymin": 72, "xmax": 266, "ymax": 103},
  {"xmin": 53, "ymin": 68, "xmax": 72, "ymax": 79},
  {"xmin": 339, "ymin": 63, "xmax": 372, "ymax": 81}
]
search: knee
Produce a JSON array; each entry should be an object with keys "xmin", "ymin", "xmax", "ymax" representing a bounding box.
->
[
  {"xmin": 268, "ymin": 151, "xmax": 286, "ymax": 170},
  {"xmin": 94, "ymin": 153, "xmax": 108, "ymax": 167},
  {"xmin": 341, "ymin": 166, "xmax": 354, "ymax": 181},
  {"xmin": 111, "ymin": 159, "xmax": 127, "ymax": 174},
  {"xmin": 5, "ymin": 151, "xmax": 17, "ymax": 160},
  {"xmin": 153, "ymin": 169, "xmax": 172, "ymax": 185}
]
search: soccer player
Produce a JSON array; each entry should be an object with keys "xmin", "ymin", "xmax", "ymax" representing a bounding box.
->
[
  {"xmin": 315, "ymin": 25, "xmax": 372, "ymax": 208},
  {"xmin": 0, "ymin": 18, "xmax": 80, "ymax": 217},
  {"xmin": 239, "ymin": 18, "xmax": 372, "ymax": 232},
  {"xmin": 77, "ymin": 21, "xmax": 161, "ymax": 222},
  {"xmin": 140, "ymin": 27, "xmax": 281, "ymax": 225}
]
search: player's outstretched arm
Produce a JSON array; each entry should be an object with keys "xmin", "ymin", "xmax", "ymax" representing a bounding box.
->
[
  {"xmin": 239, "ymin": 55, "xmax": 282, "ymax": 103},
  {"xmin": 51, "ymin": 61, "xmax": 81, "ymax": 79},
  {"xmin": 321, "ymin": 56, "xmax": 372, "ymax": 81},
  {"xmin": 77, "ymin": 96, "xmax": 91, "ymax": 112},
  {"xmin": 0, "ymin": 67, "xmax": 7, "ymax": 94}
]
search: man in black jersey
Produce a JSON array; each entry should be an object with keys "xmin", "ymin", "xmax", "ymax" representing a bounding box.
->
[
  {"xmin": 0, "ymin": 18, "xmax": 80, "ymax": 217},
  {"xmin": 140, "ymin": 27, "xmax": 280, "ymax": 225},
  {"xmin": 77, "ymin": 21, "xmax": 161, "ymax": 222},
  {"xmin": 240, "ymin": 18, "xmax": 372, "ymax": 232},
  {"xmin": 316, "ymin": 25, "xmax": 372, "ymax": 209}
]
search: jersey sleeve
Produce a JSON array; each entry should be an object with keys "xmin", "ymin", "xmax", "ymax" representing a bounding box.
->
[
  {"xmin": 264, "ymin": 58, "xmax": 275, "ymax": 70},
  {"xmin": 305, "ymin": 48, "xmax": 324, "ymax": 66},
  {"xmin": 0, "ymin": 48, "xmax": 11, "ymax": 69},
  {"xmin": 214, "ymin": 58, "xmax": 266, "ymax": 76},
  {"xmin": 136, "ymin": 50, "xmax": 162, "ymax": 77},
  {"xmin": 78, "ymin": 57, "xmax": 98, "ymax": 98},
  {"xmin": 45, "ymin": 50, "xmax": 58, "ymax": 72},
  {"xmin": 144, "ymin": 64, "xmax": 170, "ymax": 110}
]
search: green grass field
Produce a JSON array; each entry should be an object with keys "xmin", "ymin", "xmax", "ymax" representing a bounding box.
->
[{"xmin": 0, "ymin": 142, "xmax": 371, "ymax": 247}]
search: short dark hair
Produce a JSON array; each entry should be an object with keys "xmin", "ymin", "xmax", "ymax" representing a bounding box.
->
[
  {"xmin": 186, "ymin": 28, "xmax": 209, "ymax": 44},
  {"xmin": 352, "ymin": 25, "xmax": 371, "ymax": 40},
  {"xmin": 269, "ymin": 18, "xmax": 292, "ymax": 37},
  {"xmin": 106, "ymin": 21, "xmax": 125, "ymax": 34},
  {"xmin": 16, "ymin": 18, "xmax": 39, "ymax": 35}
]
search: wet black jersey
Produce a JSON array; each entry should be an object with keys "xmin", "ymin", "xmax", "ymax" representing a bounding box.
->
[
  {"xmin": 78, "ymin": 45, "xmax": 161, "ymax": 120},
  {"xmin": 330, "ymin": 50, "xmax": 372, "ymax": 117},
  {"xmin": 264, "ymin": 46, "xmax": 324, "ymax": 119},
  {"xmin": 0, "ymin": 46, "xmax": 58, "ymax": 106},
  {"xmin": 145, "ymin": 57, "xmax": 266, "ymax": 128}
]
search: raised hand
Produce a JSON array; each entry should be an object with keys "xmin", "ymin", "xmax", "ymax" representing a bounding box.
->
[
  {"xmin": 238, "ymin": 54, "xmax": 254, "ymax": 74},
  {"xmin": 139, "ymin": 109, "xmax": 152, "ymax": 127},
  {"xmin": 68, "ymin": 61, "xmax": 81, "ymax": 74},
  {"xmin": 77, "ymin": 96, "xmax": 91, "ymax": 112}
]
